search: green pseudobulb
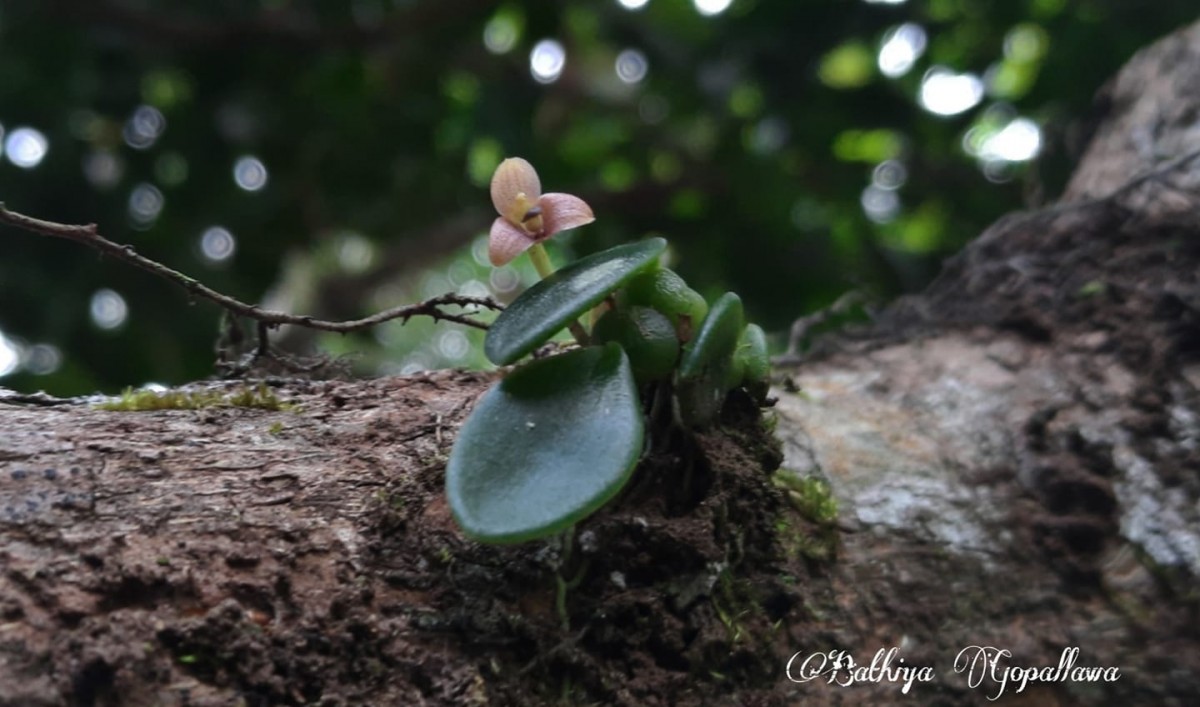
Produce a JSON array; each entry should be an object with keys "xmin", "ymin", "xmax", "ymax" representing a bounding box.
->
[
  {"xmin": 623, "ymin": 267, "xmax": 708, "ymax": 342},
  {"xmin": 677, "ymin": 292, "xmax": 745, "ymax": 426},
  {"xmin": 592, "ymin": 305, "xmax": 680, "ymax": 384}
]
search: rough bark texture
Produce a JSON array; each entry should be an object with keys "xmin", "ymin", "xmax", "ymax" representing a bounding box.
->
[{"xmin": 4, "ymin": 21, "xmax": 1200, "ymax": 707}]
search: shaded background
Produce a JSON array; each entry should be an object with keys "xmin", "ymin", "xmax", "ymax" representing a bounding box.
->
[{"xmin": 0, "ymin": 0, "xmax": 1195, "ymax": 395}]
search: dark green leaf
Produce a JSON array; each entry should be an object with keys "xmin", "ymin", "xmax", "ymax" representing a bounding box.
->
[
  {"xmin": 676, "ymin": 292, "xmax": 745, "ymax": 427},
  {"xmin": 446, "ymin": 343, "xmax": 644, "ymax": 544},
  {"xmin": 678, "ymin": 292, "xmax": 744, "ymax": 380},
  {"xmin": 736, "ymin": 323, "xmax": 770, "ymax": 384},
  {"xmin": 484, "ymin": 238, "xmax": 667, "ymax": 366}
]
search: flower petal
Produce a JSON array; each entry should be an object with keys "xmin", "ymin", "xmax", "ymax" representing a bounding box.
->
[
  {"xmin": 490, "ymin": 158, "xmax": 542, "ymax": 217},
  {"xmin": 489, "ymin": 217, "xmax": 537, "ymax": 266},
  {"xmin": 538, "ymin": 193, "xmax": 596, "ymax": 238}
]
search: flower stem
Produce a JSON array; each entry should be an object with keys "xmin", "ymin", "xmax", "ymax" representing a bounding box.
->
[
  {"xmin": 528, "ymin": 242, "xmax": 556, "ymax": 280},
  {"xmin": 527, "ymin": 243, "xmax": 590, "ymax": 346}
]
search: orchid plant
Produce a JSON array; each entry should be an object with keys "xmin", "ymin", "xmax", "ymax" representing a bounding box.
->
[{"xmin": 446, "ymin": 158, "xmax": 769, "ymax": 544}]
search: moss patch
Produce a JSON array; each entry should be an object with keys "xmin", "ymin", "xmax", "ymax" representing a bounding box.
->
[
  {"xmin": 97, "ymin": 383, "xmax": 296, "ymax": 412},
  {"xmin": 772, "ymin": 472, "xmax": 839, "ymax": 562}
]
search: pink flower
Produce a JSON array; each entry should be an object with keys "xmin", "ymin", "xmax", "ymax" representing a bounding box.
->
[{"xmin": 488, "ymin": 157, "xmax": 595, "ymax": 266}]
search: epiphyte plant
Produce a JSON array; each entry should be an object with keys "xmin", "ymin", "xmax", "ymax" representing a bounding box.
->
[{"xmin": 446, "ymin": 158, "xmax": 770, "ymax": 544}]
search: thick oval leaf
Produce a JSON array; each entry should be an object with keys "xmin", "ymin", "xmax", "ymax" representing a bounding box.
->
[
  {"xmin": 736, "ymin": 323, "xmax": 770, "ymax": 384},
  {"xmin": 676, "ymin": 292, "xmax": 745, "ymax": 427},
  {"xmin": 446, "ymin": 343, "xmax": 644, "ymax": 544},
  {"xmin": 678, "ymin": 292, "xmax": 745, "ymax": 380},
  {"xmin": 485, "ymin": 238, "xmax": 667, "ymax": 365},
  {"xmin": 736, "ymin": 322, "xmax": 771, "ymax": 403}
]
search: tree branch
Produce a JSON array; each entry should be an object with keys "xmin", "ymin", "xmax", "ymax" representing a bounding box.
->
[{"xmin": 0, "ymin": 202, "xmax": 501, "ymax": 337}]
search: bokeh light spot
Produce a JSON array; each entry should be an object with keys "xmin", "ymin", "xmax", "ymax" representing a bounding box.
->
[
  {"xmin": 530, "ymin": 39, "xmax": 566, "ymax": 84},
  {"xmin": 618, "ymin": 0, "xmax": 650, "ymax": 9},
  {"xmin": 399, "ymin": 353, "xmax": 433, "ymax": 375},
  {"xmin": 123, "ymin": 105, "xmax": 166, "ymax": 150},
  {"xmin": 471, "ymin": 236, "xmax": 492, "ymax": 267},
  {"xmin": 83, "ymin": 150, "xmax": 124, "ymax": 189},
  {"xmin": 5, "ymin": 127, "xmax": 49, "ymax": 168},
  {"xmin": 694, "ymin": 0, "xmax": 733, "ymax": 17},
  {"xmin": 200, "ymin": 226, "xmax": 237, "ymax": 263},
  {"xmin": 483, "ymin": 13, "xmax": 520, "ymax": 54},
  {"xmin": 420, "ymin": 273, "xmax": 451, "ymax": 300},
  {"xmin": 872, "ymin": 159, "xmax": 908, "ymax": 190},
  {"xmin": 128, "ymin": 183, "xmax": 164, "ymax": 227},
  {"xmin": 1005, "ymin": 24, "xmax": 1049, "ymax": 63},
  {"xmin": 489, "ymin": 266, "xmax": 521, "ymax": 294},
  {"xmin": 337, "ymin": 232, "xmax": 376, "ymax": 273},
  {"xmin": 458, "ymin": 279, "xmax": 490, "ymax": 299},
  {"xmin": 819, "ymin": 41, "xmax": 875, "ymax": 89},
  {"xmin": 981, "ymin": 118, "xmax": 1042, "ymax": 162},
  {"xmin": 878, "ymin": 23, "xmax": 927, "ymax": 78},
  {"xmin": 90, "ymin": 289, "xmax": 129, "ymax": 330},
  {"xmin": 24, "ymin": 344, "xmax": 62, "ymax": 376},
  {"xmin": 747, "ymin": 117, "xmax": 789, "ymax": 154},
  {"xmin": 233, "ymin": 155, "xmax": 268, "ymax": 191},
  {"xmin": 919, "ymin": 68, "xmax": 984, "ymax": 116},
  {"xmin": 0, "ymin": 332, "xmax": 19, "ymax": 377},
  {"xmin": 615, "ymin": 49, "xmax": 649, "ymax": 84},
  {"xmin": 982, "ymin": 159, "xmax": 1015, "ymax": 183},
  {"xmin": 437, "ymin": 330, "xmax": 470, "ymax": 361},
  {"xmin": 447, "ymin": 261, "xmax": 474, "ymax": 288},
  {"xmin": 861, "ymin": 185, "xmax": 900, "ymax": 224},
  {"xmin": 467, "ymin": 137, "xmax": 503, "ymax": 187}
]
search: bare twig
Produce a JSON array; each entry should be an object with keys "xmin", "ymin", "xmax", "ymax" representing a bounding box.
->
[
  {"xmin": 775, "ymin": 290, "xmax": 868, "ymax": 364},
  {"xmin": 0, "ymin": 201, "xmax": 501, "ymax": 342}
]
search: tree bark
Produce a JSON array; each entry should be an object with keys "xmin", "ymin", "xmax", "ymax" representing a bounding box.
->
[{"xmin": 5, "ymin": 22, "xmax": 1200, "ymax": 707}]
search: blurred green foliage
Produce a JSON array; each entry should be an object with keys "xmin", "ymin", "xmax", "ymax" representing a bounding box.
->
[{"xmin": 0, "ymin": 0, "xmax": 1194, "ymax": 395}]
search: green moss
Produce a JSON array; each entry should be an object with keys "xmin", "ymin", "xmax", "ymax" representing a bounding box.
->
[
  {"xmin": 773, "ymin": 472, "xmax": 838, "ymax": 525},
  {"xmin": 1077, "ymin": 279, "xmax": 1106, "ymax": 297},
  {"xmin": 772, "ymin": 471, "xmax": 839, "ymax": 562},
  {"xmin": 775, "ymin": 514, "xmax": 837, "ymax": 563},
  {"xmin": 760, "ymin": 410, "xmax": 779, "ymax": 435},
  {"xmin": 711, "ymin": 566, "xmax": 756, "ymax": 643},
  {"xmin": 97, "ymin": 383, "xmax": 295, "ymax": 412}
]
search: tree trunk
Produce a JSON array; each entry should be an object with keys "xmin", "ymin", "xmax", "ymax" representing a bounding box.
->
[{"xmin": 4, "ymin": 22, "xmax": 1200, "ymax": 707}]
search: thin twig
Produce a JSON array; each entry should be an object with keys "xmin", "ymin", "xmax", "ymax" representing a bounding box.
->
[
  {"xmin": 0, "ymin": 202, "xmax": 502, "ymax": 337},
  {"xmin": 776, "ymin": 290, "xmax": 867, "ymax": 363}
]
